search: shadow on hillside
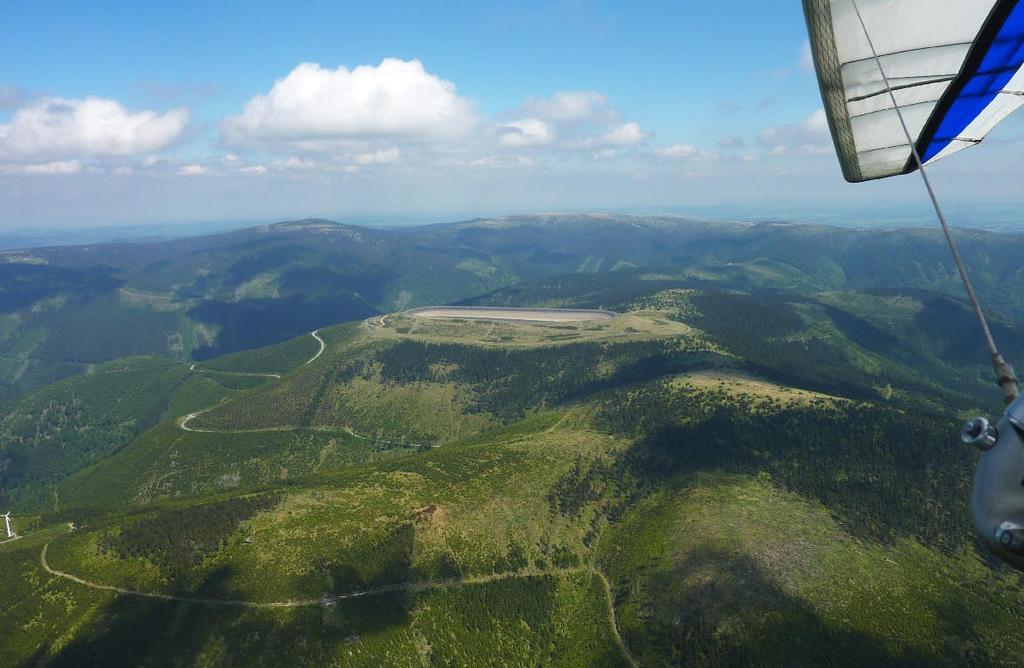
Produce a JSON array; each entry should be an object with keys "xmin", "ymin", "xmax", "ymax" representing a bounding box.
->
[
  {"xmin": 605, "ymin": 397, "xmax": 974, "ymax": 555},
  {"xmin": 632, "ymin": 546, "xmax": 936, "ymax": 667},
  {"xmin": 563, "ymin": 350, "xmax": 734, "ymax": 408},
  {"xmin": 49, "ymin": 563, "xmax": 414, "ymax": 666},
  {"xmin": 912, "ymin": 293, "xmax": 1024, "ymax": 364},
  {"xmin": 322, "ymin": 522, "xmax": 417, "ymax": 593},
  {"xmin": 189, "ymin": 295, "xmax": 376, "ymax": 360},
  {"xmin": 817, "ymin": 302, "xmax": 909, "ymax": 359}
]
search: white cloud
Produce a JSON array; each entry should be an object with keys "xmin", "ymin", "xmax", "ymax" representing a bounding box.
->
[
  {"xmin": 178, "ymin": 164, "xmax": 207, "ymax": 176},
  {"xmin": 652, "ymin": 144, "xmax": 717, "ymax": 160},
  {"xmin": 799, "ymin": 40, "xmax": 815, "ymax": 74},
  {"xmin": 716, "ymin": 136, "xmax": 746, "ymax": 150},
  {"xmin": 498, "ymin": 118, "xmax": 555, "ymax": 147},
  {"xmin": 221, "ymin": 59, "xmax": 477, "ymax": 151},
  {"xmin": 467, "ymin": 154, "xmax": 535, "ymax": 168},
  {"xmin": 0, "ymin": 96, "xmax": 188, "ymax": 161},
  {"xmin": 800, "ymin": 108, "xmax": 828, "ymax": 132},
  {"xmin": 593, "ymin": 122, "xmax": 648, "ymax": 147},
  {"xmin": 654, "ymin": 144, "xmax": 699, "ymax": 158},
  {"xmin": 239, "ymin": 164, "xmax": 267, "ymax": 175},
  {"xmin": 758, "ymin": 109, "xmax": 832, "ymax": 156},
  {"xmin": 523, "ymin": 91, "xmax": 608, "ymax": 121},
  {"xmin": 274, "ymin": 156, "xmax": 320, "ymax": 171},
  {"xmin": 220, "ymin": 62, "xmax": 649, "ymax": 170},
  {"xmin": 505, "ymin": 91, "xmax": 652, "ymax": 155},
  {"xmin": 592, "ymin": 148, "xmax": 617, "ymax": 160},
  {"xmin": 0, "ymin": 160, "xmax": 82, "ymax": 175},
  {"xmin": 353, "ymin": 146, "xmax": 401, "ymax": 164}
]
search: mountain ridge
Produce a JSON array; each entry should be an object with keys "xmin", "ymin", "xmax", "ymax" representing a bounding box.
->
[{"xmin": 1, "ymin": 213, "xmax": 1022, "ymax": 406}]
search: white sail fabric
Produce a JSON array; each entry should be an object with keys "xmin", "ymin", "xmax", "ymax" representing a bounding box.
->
[{"xmin": 804, "ymin": 0, "xmax": 1024, "ymax": 182}]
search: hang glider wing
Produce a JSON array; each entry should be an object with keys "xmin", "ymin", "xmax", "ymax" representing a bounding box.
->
[{"xmin": 804, "ymin": 0, "xmax": 1024, "ymax": 182}]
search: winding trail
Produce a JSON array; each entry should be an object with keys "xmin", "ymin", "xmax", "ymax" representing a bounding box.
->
[
  {"xmin": 365, "ymin": 314, "xmax": 390, "ymax": 328},
  {"xmin": 187, "ymin": 328, "xmax": 323, "ymax": 380},
  {"xmin": 179, "ymin": 329, "xmax": 435, "ymax": 448},
  {"xmin": 597, "ymin": 569, "xmax": 639, "ymax": 668},
  {"xmin": 188, "ymin": 364, "xmax": 281, "ymax": 379},
  {"xmin": 305, "ymin": 329, "xmax": 325, "ymax": 365},
  {"xmin": 338, "ymin": 426, "xmax": 435, "ymax": 449},
  {"xmin": 40, "ymin": 541, "xmax": 635, "ymax": 664},
  {"xmin": 170, "ymin": 325, "xmax": 636, "ymax": 662},
  {"xmin": 179, "ymin": 407, "xmax": 224, "ymax": 433},
  {"xmin": 180, "ymin": 330, "xmax": 319, "ymax": 433}
]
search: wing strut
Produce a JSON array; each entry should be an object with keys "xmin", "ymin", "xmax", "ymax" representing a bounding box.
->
[{"xmin": 851, "ymin": 0, "xmax": 1020, "ymax": 404}]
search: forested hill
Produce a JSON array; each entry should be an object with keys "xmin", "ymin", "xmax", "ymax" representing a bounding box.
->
[
  {"xmin": 1, "ymin": 214, "xmax": 1022, "ymax": 405},
  {"xmin": 5, "ymin": 224, "xmax": 1024, "ymax": 664},
  {"xmin": 6, "ymin": 279, "xmax": 1024, "ymax": 665}
]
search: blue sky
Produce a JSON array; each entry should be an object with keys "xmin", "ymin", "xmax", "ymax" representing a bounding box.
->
[{"xmin": 2, "ymin": 1, "xmax": 1022, "ymax": 230}]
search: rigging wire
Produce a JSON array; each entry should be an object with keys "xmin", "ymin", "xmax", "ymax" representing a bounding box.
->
[{"xmin": 850, "ymin": 0, "xmax": 1019, "ymax": 404}]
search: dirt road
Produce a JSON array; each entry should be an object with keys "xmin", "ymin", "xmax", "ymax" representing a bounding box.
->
[{"xmin": 40, "ymin": 541, "xmax": 634, "ymax": 664}]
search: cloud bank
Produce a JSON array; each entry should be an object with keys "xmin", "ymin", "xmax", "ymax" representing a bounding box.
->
[
  {"xmin": 221, "ymin": 59, "xmax": 478, "ymax": 152},
  {"xmin": 0, "ymin": 58, "xmax": 836, "ymax": 189},
  {"xmin": 0, "ymin": 96, "xmax": 188, "ymax": 162}
]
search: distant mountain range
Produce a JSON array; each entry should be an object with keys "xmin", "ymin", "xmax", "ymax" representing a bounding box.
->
[{"xmin": 1, "ymin": 214, "xmax": 1021, "ymax": 405}]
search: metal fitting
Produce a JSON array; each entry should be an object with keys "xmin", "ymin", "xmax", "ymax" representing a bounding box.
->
[
  {"xmin": 962, "ymin": 417, "xmax": 998, "ymax": 451},
  {"xmin": 996, "ymin": 522, "xmax": 1024, "ymax": 554}
]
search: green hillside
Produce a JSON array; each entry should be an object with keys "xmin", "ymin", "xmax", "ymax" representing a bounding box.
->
[
  {"xmin": 9, "ymin": 371, "xmax": 1022, "ymax": 666},
  {"xmin": 5, "ymin": 219, "xmax": 1024, "ymax": 666},
  {"xmin": 0, "ymin": 352, "xmax": 276, "ymax": 510},
  {"xmin": 4, "ymin": 215, "xmax": 1024, "ymax": 407},
  {"xmin": 599, "ymin": 474, "xmax": 1024, "ymax": 666}
]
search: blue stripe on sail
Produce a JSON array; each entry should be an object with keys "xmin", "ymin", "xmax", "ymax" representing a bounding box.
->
[{"xmin": 922, "ymin": 3, "xmax": 1024, "ymax": 162}]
